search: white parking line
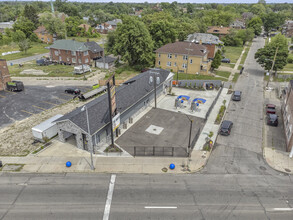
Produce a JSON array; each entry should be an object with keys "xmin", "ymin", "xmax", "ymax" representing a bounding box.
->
[
  {"xmin": 103, "ymin": 174, "xmax": 116, "ymax": 220},
  {"xmin": 144, "ymin": 206, "xmax": 178, "ymax": 209},
  {"xmin": 267, "ymin": 208, "xmax": 293, "ymax": 212}
]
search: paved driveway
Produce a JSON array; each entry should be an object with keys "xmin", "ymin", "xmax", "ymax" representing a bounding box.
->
[{"xmin": 8, "ymin": 53, "xmax": 49, "ymax": 65}]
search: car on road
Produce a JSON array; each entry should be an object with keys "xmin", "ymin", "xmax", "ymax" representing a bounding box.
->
[
  {"xmin": 65, "ymin": 88, "xmax": 81, "ymax": 95},
  {"xmin": 219, "ymin": 120, "xmax": 233, "ymax": 136},
  {"xmin": 266, "ymin": 104, "xmax": 276, "ymax": 114},
  {"xmin": 267, "ymin": 114, "xmax": 278, "ymax": 126},
  {"xmin": 232, "ymin": 90, "xmax": 242, "ymax": 101},
  {"xmin": 221, "ymin": 58, "xmax": 231, "ymax": 63}
]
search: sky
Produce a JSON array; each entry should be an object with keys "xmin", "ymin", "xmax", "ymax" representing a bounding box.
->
[{"xmin": 2, "ymin": 0, "xmax": 293, "ymax": 3}]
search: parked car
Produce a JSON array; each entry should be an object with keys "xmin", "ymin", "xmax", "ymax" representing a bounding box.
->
[
  {"xmin": 36, "ymin": 58, "xmax": 52, "ymax": 66},
  {"xmin": 266, "ymin": 104, "xmax": 276, "ymax": 114},
  {"xmin": 219, "ymin": 120, "xmax": 233, "ymax": 136},
  {"xmin": 92, "ymin": 84, "xmax": 100, "ymax": 89},
  {"xmin": 65, "ymin": 88, "xmax": 81, "ymax": 95},
  {"xmin": 232, "ymin": 90, "xmax": 242, "ymax": 101},
  {"xmin": 221, "ymin": 58, "xmax": 231, "ymax": 63},
  {"xmin": 267, "ymin": 114, "xmax": 278, "ymax": 126}
]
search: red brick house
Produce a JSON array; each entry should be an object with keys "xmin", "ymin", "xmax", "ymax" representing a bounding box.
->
[
  {"xmin": 0, "ymin": 59, "xmax": 11, "ymax": 91},
  {"xmin": 49, "ymin": 39, "xmax": 103, "ymax": 66},
  {"xmin": 207, "ymin": 26, "xmax": 231, "ymax": 40}
]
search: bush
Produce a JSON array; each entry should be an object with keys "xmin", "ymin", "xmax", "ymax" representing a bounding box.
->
[{"xmin": 288, "ymin": 55, "xmax": 293, "ymax": 64}]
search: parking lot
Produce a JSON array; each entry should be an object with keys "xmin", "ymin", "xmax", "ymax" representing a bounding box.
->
[{"xmin": 0, "ymin": 85, "xmax": 90, "ymax": 129}]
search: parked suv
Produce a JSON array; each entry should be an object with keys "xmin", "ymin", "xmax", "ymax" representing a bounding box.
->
[
  {"xmin": 65, "ymin": 88, "xmax": 81, "ymax": 95},
  {"xmin": 267, "ymin": 114, "xmax": 278, "ymax": 126},
  {"xmin": 219, "ymin": 120, "xmax": 233, "ymax": 136},
  {"xmin": 232, "ymin": 90, "xmax": 242, "ymax": 101},
  {"xmin": 221, "ymin": 58, "xmax": 231, "ymax": 63},
  {"xmin": 266, "ymin": 104, "xmax": 276, "ymax": 114}
]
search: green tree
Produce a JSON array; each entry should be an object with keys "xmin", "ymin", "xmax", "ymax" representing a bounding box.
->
[
  {"xmin": 247, "ymin": 16, "xmax": 263, "ymax": 35},
  {"xmin": 39, "ymin": 12, "xmax": 66, "ymax": 39},
  {"xmin": 65, "ymin": 16, "xmax": 82, "ymax": 37},
  {"xmin": 110, "ymin": 16, "xmax": 154, "ymax": 67},
  {"xmin": 255, "ymin": 34, "xmax": 288, "ymax": 71},
  {"xmin": 13, "ymin": 16, "xmax": 36, "ymax": 38},
  {"xmin": 211, "ymin": 50, "xmax": 222, "ymax": 70},
  {"xmin": 18, "ymin": 39, "xmax": 32, "ymax": 54},
  {"xmin": 186, "ymin": 3, "xmax": 193, "ymax": 14},
  {"xmin": 12, "ymin": 30, "xmax": 26, "ymax": 43},
  {"xmin": 262, "ymin": 12, "xmax": 285, "ymax": 33},
  {"xmin": 22, "ymin": 4, "xmax": 39, "ymax": 28}
]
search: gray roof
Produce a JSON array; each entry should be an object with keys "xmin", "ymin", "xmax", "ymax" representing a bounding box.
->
[
  {"xmin": 32, "ymin": 114, "xmax": 63, "ymax": 132},
  {"xmin": 107, "ymin": 19, "xmax": 122, "ymax": 26},
  {"xmin": 96, "ymin": 56, "xmax": 116, "ymax": 63},
  {"xmin": 55, "ymin": 69, "xmax": 171, "ymax": 135},
  {"xmin": 0, "ymin": 21, "xmax": 14, "ymax": 29},
  {"xmin": 49, "ymin": 40, "xmax": 88, "ymax": 52},
  {"xmin": 84, "ymin": 41, "xmax": 103, "ymax": 53},
  {"xmin": 186, "ymin": 33, "xmax": 223, "ymax": 45}
]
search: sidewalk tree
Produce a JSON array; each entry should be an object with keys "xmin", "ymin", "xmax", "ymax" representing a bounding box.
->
[
  {"xmin": 247, "ymin": 16, "xmax": 262, "ymax": 35},
  {"xmin": 18, "ymin": 39, "xmax": 32, "ymax": 54},
  {"xmin": 262, "ymin": 12, "xmax": 285, "ymax": 33}
]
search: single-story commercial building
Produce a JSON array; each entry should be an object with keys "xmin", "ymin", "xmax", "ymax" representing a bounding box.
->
[{"xmin": 54, "ymin": 69, "xmax": 174, "ymax": 153}]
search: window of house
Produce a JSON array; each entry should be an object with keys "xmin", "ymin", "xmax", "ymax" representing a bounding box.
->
[
  {"xmin": 167, "ymin": 61, "xmax": 171, "ymax": 67},
  {"xmin": 85, "ymin": 58, "xmax": 89, "ymax": 63},
  {"xmin": 47, "ymin": 38, "xmax": 50, "ymax": 42},
  {"xmin": 41, "ymin": 38, "xmax": 44, "ymax": 41},
  {"xmin": 190, "ymin": 59, "xmax": 193, "ymax": 64},
  {"xmin": 71, "ymin": 51, "xmax": 76, "ymax": 56},
  {"xmin": 84, "ymin": 51, "xmax": 88, "ymax": 56},
  {"xmin": 72, "ymin": 58, "xmax": 76, "ymax": 63},
  {"xmin": 67, "ymin": 58, "xmax": 70, "ymax": 62},
  {"xmin": 158, "ymin": 60, "xmax": 161, "ymax": 65},
  {"xmin": 158, "ymin": 53, "xmax": 161, "ymax": 58},
  {"xmin": 174, "ymin": 62, "xmax": 177, "ymax": 66},
  {"xmin": 183, "ymin": 55, "xmax": 188, "ymax": 60},
  {"xmin": 168, "ymin": 53, "xmax": 172, "ymax": 59},
  {"xmin": 78, "ymin": 59, "xmax": 81, "ymax": 64},
  {"xmin": 175, "ymin": 54, "xmax": 177, "ymax": 58},
  {"xmin": 54, "ymin": 50, "xmax": 59, "ymax": 56},
  {"xmin": 66, "ymin": 50, "xmax": 69, "ymax": 54},
  {"xmin": 182, "ymin": 63, "xmax": 187, "ymax": 69}
]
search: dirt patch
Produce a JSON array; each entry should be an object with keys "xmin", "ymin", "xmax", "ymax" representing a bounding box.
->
[{"xmin": 20, "ymin": 69, "xmax": 48, "ymax": 75}]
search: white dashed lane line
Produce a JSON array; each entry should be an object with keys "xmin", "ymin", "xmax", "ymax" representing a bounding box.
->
[{"xmin": 103, "ymin": 174, "xmax": 116, "ymax": 220}]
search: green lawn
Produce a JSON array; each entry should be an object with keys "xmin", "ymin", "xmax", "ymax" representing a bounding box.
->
[
  {"xmin": 223, "ymin": 46, "xmax": 244, "ymax": 63},
  {"xmin": 283, "ymin": 63, "xmax": 293, "ymax": 72},
  {"xmin": 232, "ymin": 73, "xmax": 240, "ymax": 83},
  {"xmin": 8, "ymin": 63, "xmax": 95, "ymax": 77},
  {"xmin": 221, "ymin": 63, "xmax": 235, "ymax": 68},
  {"xmin": 0, "ymin": 43, "xmax": 49, "ymax": 61},
  {"xmin": 68, "ymin": 34, "xmax": 107, "ymax": 43},
  {"xmin": 174, "ymin": 72, "xmax": 228, "ymax": 81},
  {"xmin": 104, "ymin": 65, "xmax": 140, "ymax": 81},
  {"xmin": 215, "ymin": 70, "xmax": 231, "ymax": 78}
]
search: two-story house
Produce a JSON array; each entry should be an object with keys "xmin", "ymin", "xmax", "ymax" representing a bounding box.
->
[
  {"xmin": 34, "ymin": 26, "xmax": 54, "ymax": 44},
  {"xmin": 96, "ymin": 19, "xmax": 122, "ymax": 34},
  {"xmin": 155, "ymin": 41, "xmax": 211, "ymax": 75},
  {"xmin": 186, "ymin": 33, "xmax": 223, "ymax": 59},
  {"xmin": 0, "ymin": 59, "xmax": 11, "ymax": 91},
  {"xmin": 49, "ymin": 39, "xmax": 103, "ymax": 66},
  {"xmin": 207, "ymin": 26, "xmax": 231, "ymax": 40}
]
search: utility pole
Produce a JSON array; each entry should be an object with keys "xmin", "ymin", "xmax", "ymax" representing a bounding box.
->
[
  {"xmin": 266, "ymin": 46, "xmax": 279, "ymax": 88},
  {"xmin": 103, "ymin": 37, "xmax": 105, "ymax": 69},
  {"xmin": 185, "ymin": 40, "xmax": 194, "ymax": 80}
]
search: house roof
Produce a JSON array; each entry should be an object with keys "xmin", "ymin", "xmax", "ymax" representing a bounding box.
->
[
  {"xmin": 186, "ymin": 33, "xmax": 223, "ymax": 45},
  {"xmin": 34, "ymin": 26, "xmax": 49, "ymax": 34},
  {"xmin": 230, "ymin": 20, "xmax": 245, "ymax": 28},
  {"xmin": 155, "ymin": 41, "xmax": 208, "ymax": 57},
  {"xmin": 55, "ymin": 69, "xmax": 171, "ymax": 135},
  {"xmin": 107, "ymin": 19, "xmax": 122, "ymax": 26},
  {"xmin": 207, "ymin": 26, "xmax": 231, "ymax": 35},
  {"xmin": 0, "ymin": 21, "xmax": 14, "ymax": 29},
  {"xmin": 49, "ymin": 40, "xmax": 103, "ymax": 53},
  {"xmin": 96, "ymin": 56, "xmax": 116, "ymax": 63}
]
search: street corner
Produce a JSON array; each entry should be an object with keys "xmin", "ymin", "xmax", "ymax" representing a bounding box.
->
[{"xmin": 264, "ymin": 147, "xmax": 293, "ymax": 174}]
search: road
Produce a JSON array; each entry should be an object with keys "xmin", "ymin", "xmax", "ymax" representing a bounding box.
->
[
  {"xmin": 1, "ymin": 38, "xmax": 293, "ymax": 220},
  {"xmin": 8, "ymin": 53, "xmax": 49, "ymax": 65}
]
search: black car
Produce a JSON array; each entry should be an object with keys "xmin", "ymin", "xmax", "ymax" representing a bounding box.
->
[
  {"xmin": 232, "ymin": 90, "xmax": 242, "ymax": 101},
  {"xmin": 219, "ymin": 120, "xmax": 233, "ymax": 136},
  {"xmin": 267, "ymin": 114, "xmax": 278, "ymax": 126},
  {"xmin": 221, "ymin": 58, "xmax": 231, "ymax": 63},
  {"xmin": 65, "ymin": 88, "xmax": 81, "ymax": 95}
]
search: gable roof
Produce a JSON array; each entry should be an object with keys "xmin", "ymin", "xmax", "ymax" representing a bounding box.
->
[
  {"xmin": 55, "ymin": 69, "xmax": 171, "ymax": 135},
  {"xmin": 34, "ymin": 26, "xmax": 49, "ymax": 34},
  {"xmin": 49, "ymin": 40, "xmax": 103, "ymax": 53},
  {"xmin": 186, "ymin": 33, "xmax": 223, "ymax": 45},
  {"xmin": 84, "ymin": 41, "xmax": 103, "ymax": 53},
  {"xmin": 96, "ymin": 56, "xmax": 116, "ymax": 63},
  {"xmin": 155, "ymin": 41, "xmax": 208, "ymax": 57},
  {"xmin": 207, "ymin": 26, "xmax": 231, "ymax": 35}
]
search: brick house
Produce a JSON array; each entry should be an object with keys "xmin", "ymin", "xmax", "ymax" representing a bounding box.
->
[
  {"xmin": 34, "ymin": 26, "xmax": 54, "ymax": 44},
  {"xmin": 155, "ymin": 41, "xmax": 211, "ymax": 75},
  {"xmin": 186, "ymin": 33, "xmax": 223, "ymax": 59},
  {"xmin": 281, "ymin": 80, "xmax": 293, "ymax": 155},
  {"xmin": 96, "ymin": 19, "xmax": 122, "ymax": 34},
  {"xmin": 0, "ymin": 59, "xmax": 11, "ymax": 91},
  {"xmin": 49, "ymin": 39, "xmax": 103, "ymax": 66},
  {"xmin": 207, "ymin": 26, "xmax": 231, "ymax": 40}
]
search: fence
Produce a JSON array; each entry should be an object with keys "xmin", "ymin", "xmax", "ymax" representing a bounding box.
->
[
  {"xmin": 133, "ymin": 146, "xmax": 176, "ymax": 157},
  {"xmin": 205, "ymin": 86, "xmax": 223, "ymax": 120},
  {"xmin": 191, "ymin": 128, "xmax": 201, "ymax": 150}
]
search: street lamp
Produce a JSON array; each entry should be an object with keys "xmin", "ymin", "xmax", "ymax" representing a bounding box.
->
[{"xmin": 81, "ymin": 105, "xmax": 95, "ymax": 170}]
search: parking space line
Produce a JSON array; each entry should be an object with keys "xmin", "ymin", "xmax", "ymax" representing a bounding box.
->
[
  {"xmin": 103, "ymin": 174, "xmax": 116, "ymax": 220},
  {"xmin": 63, "ymin": 93, "xmax": 74, "ymax": 97},
  {"xmin": 0, "ymin": 94, "xmax": 5, "ymax": 98},
  {"xmin": 144, "ymin": 206, "xmax": 178, "ymax": 209},
  {"xmin": 41, "ymin": 101, "xmax": 58, "ymax": 106},
  {"xmin": 57, "ymin": 97, "xmax": 69, "ymax": 102},
  {"xmin": 32, "ymin": 105, "xmax": 47, "ymax": 111},
  {"xmin": 21, "ymin": 110, "xmax": 34, "ymax": 115}
]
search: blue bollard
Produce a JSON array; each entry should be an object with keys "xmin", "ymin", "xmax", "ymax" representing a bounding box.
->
[
  {"xmin": 66, "ymin": 161, "xmax": 72, "ymax": 167},
  {"xmin": 169, "ymin": 163, "xmax": 175, "ymax": 170}
]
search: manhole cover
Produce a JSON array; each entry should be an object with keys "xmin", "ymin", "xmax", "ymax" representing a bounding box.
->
[
  {"xmin": 259, "ymin": 166, "xmax": 267, "ymax": 171},
  {"xmin": 284, "ymin": 168, "xmax": 291, "ymax": 172}
]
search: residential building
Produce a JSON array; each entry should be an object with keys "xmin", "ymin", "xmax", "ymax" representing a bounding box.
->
[
  {"xmin": 0, "ymin": 21, "xmax": 14, "ymax": 33},
  {"xmin": 0, "ymin": 59, "xmax": 11, "ymax": 91},
  {"xmin": 186, "ymin": 33, "xmax": 223, "ymax": 59},
  {"xmin": 242, "ymin": 12, "xmax": 254, "ymax": 21},
  {"xmin": 96, "ymin": 19, "xmax": 122, "ymax": 34},
  {"xmin": 230, "ymin": 20, "xmax": 246, "ymax": 29},
  {"xmin": 155, "ymin": 41, "xmax": 211, "ymax": 75},
  {"xmin": 207, "ymin": 26, "xmax": 231, "ymax": 39},
  {"xmin": 78, "ymin": 24, "xmax": 93, "ymax": 33},
  {"xmin": 54, "ymin": 69, "xmax": 173, "ymax": 152},
  {"xmin": 283, "ymin": 20, "xmax": 293, "ymax": 37},
  {"xmin": 34, "ymin": 26, "xmax": 53, "ymax": 44},
  {"xmin": 281, "ymin": 80, "xmax": 293, "ymax": 153},
  {"xmin": 96, "ymin": 56, "xmax": 116, "ymax": 69},
  {"xmin": 49, "ymin": 39, "xmax": 103, "ymax": 66}
]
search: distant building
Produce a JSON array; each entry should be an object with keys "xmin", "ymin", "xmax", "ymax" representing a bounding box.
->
[
  {"xmin": 230, "ymin": 20, "xmax": 246, "ymax": 29},
  {"xmin": 34, "ymin": 26, "xmax": 54, "ymax": 44},
  {"xmin": 0, "ymin": 21, "xmax": 14, "ymax": 33},
  {"xmin": 207, "ymin": 26, "xmax": 231, "ymax": 40},
  {"xmin": 96, "ymin": 19, "xmax": 122, "ymax": 34},
  {"xmin": 155, "ymin": 41, "xmax": 211, "ymax": 75},
  {"xmin": 49, "ymin": 39, "xmax": 103, "ymax": 66},
  {"xmin": 186, "ymin": 33, "xmax": 223, "ymax": 59},
  {"xmin": 242, "ymin": 12, "xmax": 254, "ymax": 21},
  {"xmin": 283, "ymin": 20, "xmax": 293, "ymax": 37},
  {"xmin": 0, "ymin": 59, "xmax": 11, "ymax": 91}
]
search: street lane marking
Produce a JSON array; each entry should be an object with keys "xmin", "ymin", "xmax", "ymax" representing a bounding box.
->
[
  {"xmin": 144, "ymin": 206, "xmax": 178, "ymax": 209},
  {"xmin": 21, "ymin": 110, "xmax": 34, "ymax": 115},
  {"xmin": 271, "ymin": 208, "xmax": 293, "ymax": 211},
  {"xmin": 41, "ymin": 101, "xmax": 58, "ymax": 106},
  {"xmin": 32, "ymin": 105, "xmax": 47, "ymax": 111},
  {"xmin": 103, "ymin": 174, "xmax": 116, "ymax": 220}
]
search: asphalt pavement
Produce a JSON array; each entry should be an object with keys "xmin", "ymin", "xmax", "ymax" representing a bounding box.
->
[{"xmin": 8, "ymin": 53, "xmax": 49, "ymax": 65}]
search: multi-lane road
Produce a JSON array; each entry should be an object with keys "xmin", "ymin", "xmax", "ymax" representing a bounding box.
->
[{"xmin": 1, "ymin": 38, "xmax": 293, "ymax": 220}]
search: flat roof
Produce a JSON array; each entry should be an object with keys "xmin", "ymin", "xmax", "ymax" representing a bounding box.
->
[{"xmin": 32, "ymin": 114, "xmax": 63, "ymax": 132}]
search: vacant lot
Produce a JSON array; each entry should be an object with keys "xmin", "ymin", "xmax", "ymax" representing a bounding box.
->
[{"xmin": 224, "ymin": 46, "xmax": 244, "ymax": 63}]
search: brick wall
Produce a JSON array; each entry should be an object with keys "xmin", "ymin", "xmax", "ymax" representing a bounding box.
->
[
  {"xmin": 50, "ymin": 49, "xmax": 91, "ymax": 65},
  {"xmin": 0, "ymin": 59, "xmax": 11, "ymax": 91}
]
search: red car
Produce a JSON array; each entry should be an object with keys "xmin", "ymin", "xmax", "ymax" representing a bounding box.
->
[{"xmin": 266, "ymin": 104, "xmax": 276, "ymax": 114}]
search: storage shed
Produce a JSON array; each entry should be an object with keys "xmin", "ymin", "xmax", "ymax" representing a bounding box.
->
[
  {"xmin": 96, "ymin": 56, "xmax": 116, "ymax": 69},
  {"xmin": 32, "ymin": 114, "xmax": 63, "ymax": 142}
]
